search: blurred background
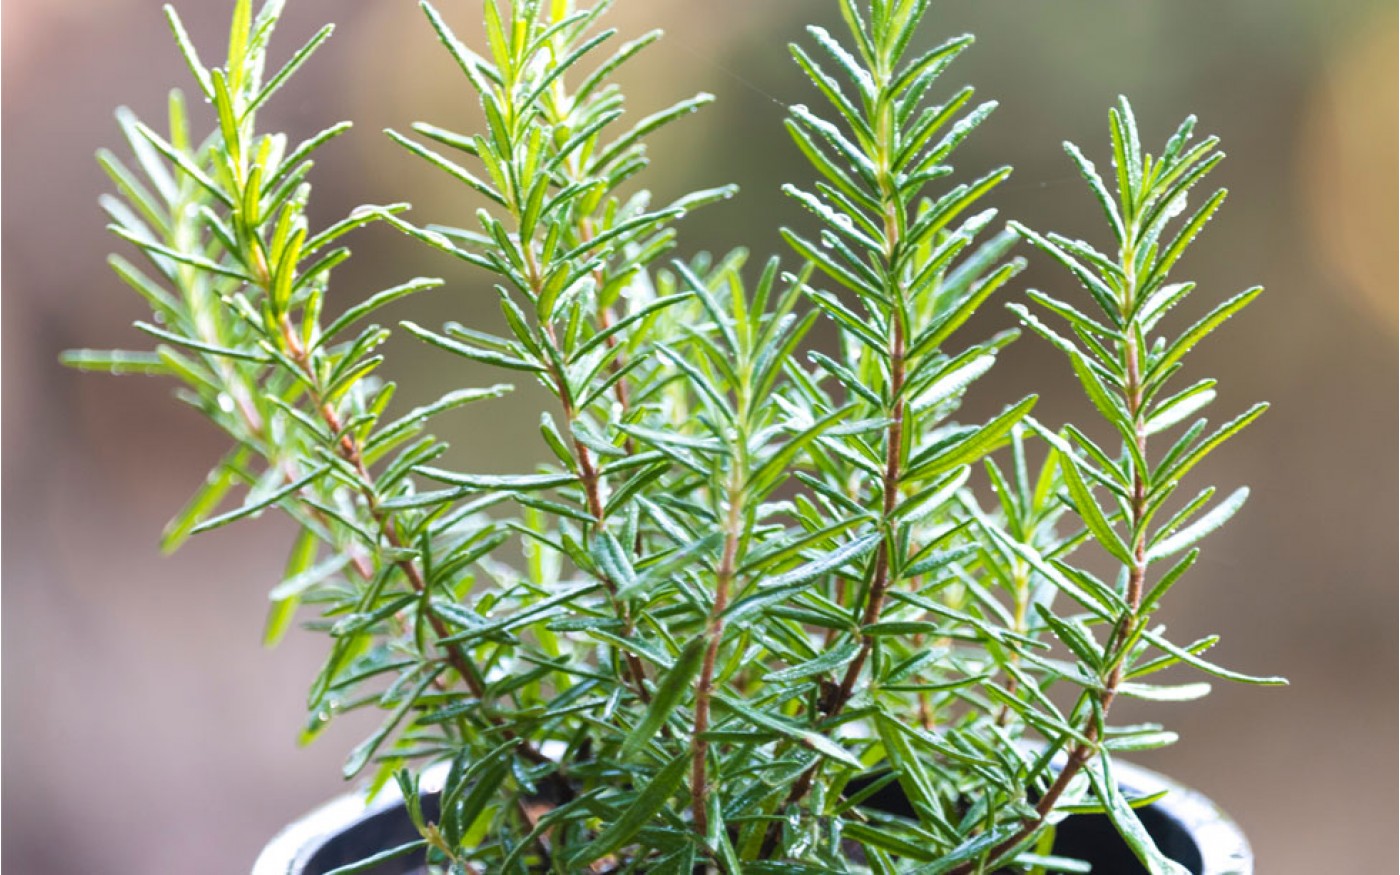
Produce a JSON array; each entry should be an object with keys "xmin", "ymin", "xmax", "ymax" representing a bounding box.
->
[{"xmin": 3, "ymin": 0, "xmax": 1395, "ymax": 872}]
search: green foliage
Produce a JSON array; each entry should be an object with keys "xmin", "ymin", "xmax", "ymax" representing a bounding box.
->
[{"xmin": 67, "ymin": 0, "xmax": 1277, "ymax": 872}]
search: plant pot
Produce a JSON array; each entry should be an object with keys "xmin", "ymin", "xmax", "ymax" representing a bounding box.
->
[{"xmin": 254, "ymin": 759, "xmax": 1251, "ymax": 874}]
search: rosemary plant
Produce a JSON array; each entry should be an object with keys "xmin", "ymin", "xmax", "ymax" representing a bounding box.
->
[{"xmin": 67, "ymin": 0, "xmax": 1282, "ymax": 872}]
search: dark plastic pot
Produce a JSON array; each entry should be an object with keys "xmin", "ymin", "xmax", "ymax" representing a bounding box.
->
[{"xmin": 254, "ymin": 759, "xmax": 1251, "ymax": 874}]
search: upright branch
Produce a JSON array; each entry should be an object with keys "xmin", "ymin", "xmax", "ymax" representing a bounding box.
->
[
  {"xmin": 66, "ymin": 0, "xmax": 567, "ymax": 786},
  {"xmin": 765, "ymin": 0, "xmax": 1031, "ymax": 849},
  {"xmin": 686, "ymin": 317, "xmax": 753, "ymax": 842},
  {"xmin": 688, "ymin": 477, "xmax": 741, "ymax": 838},
  {"xmin": 387, "ymin": 0, "xmax": 732, "ymax": 709},
  {"xmin": 950, "ymin": 98, "xmax": 1282, "ymax": 874}
]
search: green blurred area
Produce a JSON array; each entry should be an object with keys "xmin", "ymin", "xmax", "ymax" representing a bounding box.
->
[{"xmin": 3, "ymin": 1, "xmax": 1394, "ymax": 872}]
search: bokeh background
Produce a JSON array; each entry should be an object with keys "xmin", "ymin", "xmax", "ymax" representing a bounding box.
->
[{"xmin": 4, "ymin": 1, "xmax": 1395, "ymax": 872}]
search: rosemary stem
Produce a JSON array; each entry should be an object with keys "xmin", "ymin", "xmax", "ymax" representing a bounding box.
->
[
  {"xmin": 948, "ymin": 255, "xmax": 1151, "ymax": 875},
  {"xmin": 760, "ymin": 92, "xmax": 908, "ymax": 857},
  {"xmin": 691, "ymin": 476, "xmax": 743, "ymax": 839}
]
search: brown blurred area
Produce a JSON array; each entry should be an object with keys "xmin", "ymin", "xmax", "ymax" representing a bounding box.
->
[{"xmin": 3, "ymin": 1, "xmax": 1395, "ymax": 872}]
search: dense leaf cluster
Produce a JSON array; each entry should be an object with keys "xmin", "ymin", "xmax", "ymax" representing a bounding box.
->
[{"xmin": 67, "ymin": 0, "xmax": 1280, "ymax": 872}]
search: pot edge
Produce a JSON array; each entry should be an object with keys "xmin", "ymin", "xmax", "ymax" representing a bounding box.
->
[{"xmin": 252, "ymin": 758, "xmax": 1251, "ymax": 875}]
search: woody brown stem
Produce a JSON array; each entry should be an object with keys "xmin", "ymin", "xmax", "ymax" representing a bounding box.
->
[
  {"xmin": 947, "ymin": 278, "xmax": 1150, "ymax": 875},
  {"xmin": 691, "ymin": 478, "xmax": 743, "ymax": 839},
  {"xmin": 760, "ymin": 150, "xmax": 910, "ymax": 859},
  {"xmin": 534, "ymin": 282, "xmax": 652, "ymax": 705},
  {"xmin": 279, "ymin": 320, "xmax": 552, "ymax": 766}
]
